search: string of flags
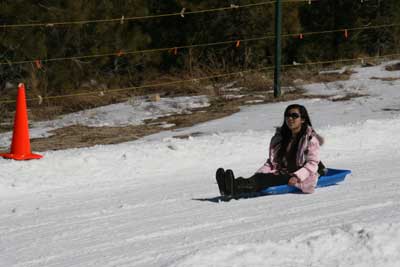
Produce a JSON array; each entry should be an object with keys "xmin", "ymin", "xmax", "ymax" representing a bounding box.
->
[
  {"xmin": 0, "ymin": 1, "xmax": 377, "ymax": 31},
  {"xmin": 1, "ymin": 1, "xmax": 321, "ymax": 29},
  {"xmin": 35, "ymin": 60, "xmax": 42, "ymax": 69},
  {"xmin": 8, "ymin": 24, "xmax": 394, "ymax": 69}
]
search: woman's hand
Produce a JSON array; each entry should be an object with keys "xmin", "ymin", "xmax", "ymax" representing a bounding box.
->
[{"xmin": 288, "ymin": 177, "xmax": 300, "ymax": 186}]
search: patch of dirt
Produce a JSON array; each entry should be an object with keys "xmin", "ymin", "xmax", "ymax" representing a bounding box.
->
[
  {"xmin": 28, "ymin": 125, "xmax": 161, "ymax": 152},
  {"xmin": 361, "ymin": 61, "xmax": 377, "ymax": 67},
  {"xmin": 370, "ymin": 76, "xmax": 400, "ymax": 81},
  {"xmin": 329, "ymin": 93, "xmax": 368, "ymax": 102},
  {"xmin": 312, "ymin": 69, "xmax": 356, "ymax": 83},
  {"xmin": 382, "ymin": 108, "xmax": 400, "ymax": 112},
  {"xmin": 285, "ymin": 69, "xmax": 355, "ymax": 85},
  {"xmin": 173, "ymin": 132, "xmax": 206, "ymax": 139},
  {"xmin": 385, "ymin": 63, "xmax": 400, "ymax": 71}
]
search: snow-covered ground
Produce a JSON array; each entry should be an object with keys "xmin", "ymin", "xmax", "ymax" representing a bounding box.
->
[
  {"xmin": 1, "ymin": 61, "xmax": 400, "ymax": 267},
  {"xmin": 0, "ymin": 95, "xmax": 210, "ymax": 147}
]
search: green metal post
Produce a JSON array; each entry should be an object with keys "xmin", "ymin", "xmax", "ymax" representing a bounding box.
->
[{"xmin": 274, "ymin": 0, "xmax": 282, "ymax": 97}]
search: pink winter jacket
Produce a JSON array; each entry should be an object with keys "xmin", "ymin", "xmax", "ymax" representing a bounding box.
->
[{"xmin": 256, "ymin": 126, "xmax": 323, "ymax": 193}]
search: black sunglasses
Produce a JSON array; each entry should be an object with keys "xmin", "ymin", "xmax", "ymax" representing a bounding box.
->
[{"xmin": 285, "ymin": 112, "xmax": 301, "ymax": 119}]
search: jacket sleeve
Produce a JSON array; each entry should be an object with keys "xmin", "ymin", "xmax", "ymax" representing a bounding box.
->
[
  {"xmin": 256, "ymin": 136, "xmax": 278, "ymax": 174},
  {"xmin": 293, "ymin": 136, "xmax": 320, "ymax": 181},
  {"xmin": 256, "ymin": 159, "xmax": 274, "ymax": 173}
]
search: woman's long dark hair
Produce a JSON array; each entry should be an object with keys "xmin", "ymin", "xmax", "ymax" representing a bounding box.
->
[{"xmin": 277, "ymin": 104, "xmax": 313, "ymax": 167}]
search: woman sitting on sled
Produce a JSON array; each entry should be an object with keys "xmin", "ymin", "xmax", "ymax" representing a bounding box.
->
[{"xmin": 216, "ymin": 104, "xmax": 325, "ymax": 197}]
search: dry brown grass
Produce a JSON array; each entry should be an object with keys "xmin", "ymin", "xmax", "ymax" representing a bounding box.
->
[
  {"xmin": 140, "ymin": 73, "xmax": 218, "ymax": 97},
  {"xmin": 307, "ymin": 69, "xmax": 355, "ymax": 84},
  {"xmin": 235, "ymin": 72, "xmax": 274, "ymax": 92}
]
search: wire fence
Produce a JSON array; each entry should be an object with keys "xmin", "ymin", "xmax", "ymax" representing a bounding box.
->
[
  {"xmin": 1, "ymin": 52, "xmax": 399, "ymax": 105},
  {"xmin": 0, "ymin": 0, "xmax": 317, "ymax": 29},
  {"xmin": 1, "ymin": 23, "xmax": 400, "ymax": 66}
]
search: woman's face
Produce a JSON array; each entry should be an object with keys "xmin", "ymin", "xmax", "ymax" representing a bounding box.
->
[{"xmin": 285, "ymin": 108, "xmax": 305, "ymax": 132}]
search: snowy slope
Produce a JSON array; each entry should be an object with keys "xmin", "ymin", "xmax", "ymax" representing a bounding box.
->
[{"xmin": 1, "ymin": 61, "xmax": 400, "ymax": 267}]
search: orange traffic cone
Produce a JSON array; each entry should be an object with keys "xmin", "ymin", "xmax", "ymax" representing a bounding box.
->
[{"xmin": 0, "ymin": 83, "xmax": 43, "ymax": 160}]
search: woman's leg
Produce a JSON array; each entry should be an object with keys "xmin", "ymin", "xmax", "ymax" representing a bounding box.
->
[
  {"xmin": 251, "ymin": 172, "xmax": 291, "ymax": 191},
  {"xmin": 235, "ymin": 172, "xmax": 291, "ymax": 194}
]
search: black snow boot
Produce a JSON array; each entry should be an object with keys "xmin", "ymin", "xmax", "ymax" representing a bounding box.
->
[
  {"xmin": 225, "ymin": 169, "xmax": 235, "ymax": 196},
  {"xmin": 215, "ymin": 168, "xmax": 226, "ymax": 196}
]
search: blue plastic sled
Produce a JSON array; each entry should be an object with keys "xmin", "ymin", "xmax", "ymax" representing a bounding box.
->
[{"xmin": 260, "ymin": 168, "xmax": 351, "ymax": 195}]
